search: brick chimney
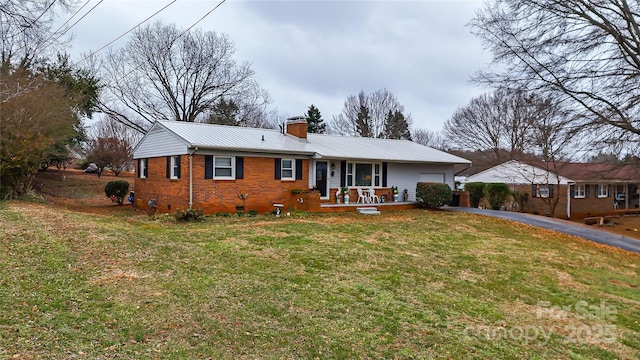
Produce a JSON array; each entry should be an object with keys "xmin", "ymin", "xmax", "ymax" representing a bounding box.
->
[{"xmin": 285, "ymin": 116, "xmax": 307, "ymax": 139}]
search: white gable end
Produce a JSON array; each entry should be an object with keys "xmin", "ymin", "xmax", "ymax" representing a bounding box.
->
[
  {"xmin": 467, "ymin": 160, "xmax": 571, "ymax": 185},
  {"xmin": 133, "ymin": 124, "xmax": 190, "ymax": 159}
]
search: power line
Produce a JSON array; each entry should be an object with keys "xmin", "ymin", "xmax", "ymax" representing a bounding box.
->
[
  {"xmin": 73, "ymin": 0, "xmax": 177, "ymax": 67},
  {"xmin": 49, "ymin": 0, "xmax": 92, "ymax": 39},
  {"xmin": 96, "ymin": 0, "xmax": 228, "ymax": 129},
  {"xmin": 104, "ymin": 0, "xmax": 227, "ymax": 83},
  {"xmin": 10, "ymin": 0, "xmax": 58, "ymax": 38},
  {"xmin": 36, "ymin": 0, "xmax": 105, "ymax": 56},
  {"xmin": 180, "ymin": 0, "xmax": 227, "ymax": 36},
  {"xmin": 55, "ymin": 0, "xmax": 104, "ymax": 39},
  {"xmin": 40, "ymin": 0, "xmax": 92, "ymax": 52}
]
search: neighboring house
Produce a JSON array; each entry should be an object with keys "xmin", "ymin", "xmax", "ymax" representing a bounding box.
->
[
  {"xmin": 466, "ymin": 160, "xmax": 640, "ymax": 218},
  {"xmin": 132, "ymin": 119, "xmax": 471, "ymax": 214}
]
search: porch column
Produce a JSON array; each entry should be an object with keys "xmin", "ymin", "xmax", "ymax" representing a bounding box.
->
[
  {"xmin": 566, "ymin": 183, "xmax": 572, "ymax": 219},
  {"xmin": 626, "ymin": 183, "xmax": 629, "ymax": 210}
]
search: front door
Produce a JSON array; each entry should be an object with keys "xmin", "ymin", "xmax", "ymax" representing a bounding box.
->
[{"xmin": 315, "ymin": 161, "xmax": 328, "ymax": 198}]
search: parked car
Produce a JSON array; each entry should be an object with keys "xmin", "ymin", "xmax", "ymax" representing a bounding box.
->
[{"xmin": 84, "ymin": 163, "xmax": 99, "ymax": 173}]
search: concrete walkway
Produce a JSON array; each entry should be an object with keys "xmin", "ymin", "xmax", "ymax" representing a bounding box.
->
[{"xmin": 444, "ymin": 207, "xmax": 640, "ymax": 254}]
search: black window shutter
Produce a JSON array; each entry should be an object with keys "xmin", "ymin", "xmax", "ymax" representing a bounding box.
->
[
  {"xmin": 532, "ymin": 185, "xmax": 537, "ymax": 198},
  {"xmin": 607, "ymin": 184, "xmax": 611, "ymax": 197},
  {"xmin": 205, "ymin": 155, "xmax": 213, "ymax": 179},
  {"xmin": 595, "ymin": 184, "xmax": 600, "ymax": 196},
  {"xmin": 549, "ymin": 184, "xmax": 554, "ymax": 198},
  {"xmin": 295, "ymin": 159, "xmax": 303, "ymax": 180},
  {"xmin": 144, "ymin": 160, "xmax": 148, "ymax": 178},
  {"xmin": 382, "ymin": 162, "xmax": 388, "ymax": 187},
  {"xmin": 274, "ymin": 158, "xmax": 281, "ymax": 180},
  {"xmin": 166, "ymin": 156, "xmax": 170, "ymax": 178},
  {"xmin": 236, "ymin": 157, "xmax": 244, "ymax": 179},
  {"xmin": 138, "ymin": 159, "xmax": 142, "ymax": 178},
  {"xmin": 340, "ymin": 160, "xmax": 346, "ymax": 187},
  {"xmin": 570, "ymin": 185, "xmax": 575, "ymax": 198},
  {"xmin": 585, "ymin": 184, "xmax": 590, "ymax": 198},
  {"xmin": 176, "ymin": 155, "xmax": 181, "ymax": 179}
]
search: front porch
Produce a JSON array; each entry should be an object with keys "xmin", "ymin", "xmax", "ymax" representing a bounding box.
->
[{"xmin": 318, "ymin": 201, "xmax": 420, "ymax": 213}]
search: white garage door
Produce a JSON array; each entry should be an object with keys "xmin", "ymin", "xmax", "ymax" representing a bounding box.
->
[{"xmin": 419, "ymin": 173, "xmax": 445, "ymax": 183}]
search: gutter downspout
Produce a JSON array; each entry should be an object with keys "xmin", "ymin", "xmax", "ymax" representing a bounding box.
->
[{"xmin": 189, "ymin": 147, "xmax": 199, "ymax": 210}]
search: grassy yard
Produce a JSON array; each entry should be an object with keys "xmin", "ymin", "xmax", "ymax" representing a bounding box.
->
[{"xmin": 1, "ymin": 199, "xmax": 639, "ymax": 359}]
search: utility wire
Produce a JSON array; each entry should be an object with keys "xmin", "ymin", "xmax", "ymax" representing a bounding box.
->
[
  {"xmin": 35, "ymin": 0, "xmax": 105, "ymax": 57},
  {"xmin": 39, "ymin": 0, "xmax": 92, "ymax": 53},
  {"xmin": 10, "ymin": 0, "xmax": 58, "ymax": 38},
  {"xmin": 180, "ymin": 0, "xmax": 227, "ymax": 36},
  {"xmin": 55, "ymin": 0, "xmax": 104, "ymax": 39},
  {"xmin": 73, "ymin": 0, "xmax": 177, "ymax": 67},
  {"xmin": 105, "ymin": 0, "xmax": 227, "ymax": 82},
  {"xmin": 47, "ymin": 0, "xmax": 92, "ymax": 41},
  {"xmin": 96, "ymin": 0, "xmax": 228, "ymax": 131}
]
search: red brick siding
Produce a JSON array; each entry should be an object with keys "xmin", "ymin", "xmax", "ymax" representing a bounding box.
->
[
  {"xmin": 134, "ymin": 156, "xmax": 190, "ymax": 212},
  {"xmin": 135, "ymin": 155, "xmax": 310, "ymax": 214},
  {"xmin": 286, "ymin": 121, "xmax": 307, "ymax": 138},
  {"xmin": 514, "ymin": 184, "xmax": 616, "ymax": 219}
]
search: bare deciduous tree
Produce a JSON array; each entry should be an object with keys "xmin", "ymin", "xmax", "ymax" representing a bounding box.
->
[
  {"xmin": 85, "ymin": 116, "xmax": 138, "ymax": 176},
  {"xmin": 330, "ymin": 89, "xmax": 411, "ymax": 138},
  {"xmin": 443, "ymin": 89, "xmax": 554, "ymax": 162},
  {"xmin": 412, "ymin": 128, "xmax": 446, "ymax": 150},
  {"xmin": 471, "ymin": 0, "xmax": 640, "ymax": 157},
  {"xmin": 98, "ymin": 21, "xmax": 270, "ymax": 133}
]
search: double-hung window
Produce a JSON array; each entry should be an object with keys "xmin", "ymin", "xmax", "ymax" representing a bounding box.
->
[
  {"xmin": 274, "ymin": 158, "xmax": 301, "ymax": 180},
  {"xmin": 205, "ymin": 155, "xmax": 242, "ymax": 180},
  {"xmin": 574, "ymin": 184, "xmax": 585, "ymax": 198},
  {"xmin": 596, "ymin": 184, "xmax": 609, "ymax": 198},
  {"xmin": 281, "ymin": 159, "xmax": 294, "ymax": 180},
  {"xmin": 166, "ymin": 155, "xmax": 181, "ymax": 179},
  {"xmin": 138, "ymin": 159, "xmax": 148, "ymax": 178},
  {"xmin": 538, "ymin": 186, "xmax": 550, "ymax": 198},
  {"xmin": 171, "ymin": 156, "xmax": 180, "ymax": 179},
  {"xmin": 532, "ymin": 184, "xmax": 554, "ymax": 198},
  {"xmin": 214, "ymin": 157, "xmax": 234, "ymax": 178}
]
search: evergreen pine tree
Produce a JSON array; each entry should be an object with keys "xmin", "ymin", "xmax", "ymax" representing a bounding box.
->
[
  {"xmin": 356, "ymin": 105, "xmax": 373, "ymax": 137},
  {"xmin": 383, "ymin": 110, "xmax": 412, "ymax": 140},
  {"xmin": 207, "ymin": 98, "xmax": 240, "ymax": 126},
  {"xmin": 304, "ymin": 104, "xmax": 326, "ymax": 134}
]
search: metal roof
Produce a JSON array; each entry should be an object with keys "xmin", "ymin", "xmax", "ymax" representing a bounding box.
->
[
  {"xmin": 157, "ymin": 121, "xmax": 315, "ymax": 154},
  {"xmin": 148, "ymin": 121, "xmax": 471, "ymax": 164},
  {"xmin": 306, "ymin": 133, "xmax": 470, "ymax": 163}
]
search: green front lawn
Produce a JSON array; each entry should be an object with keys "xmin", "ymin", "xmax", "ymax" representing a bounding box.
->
[{"xmin": 1, "ymin": 203, "xmax": 638, "ymax": 359}]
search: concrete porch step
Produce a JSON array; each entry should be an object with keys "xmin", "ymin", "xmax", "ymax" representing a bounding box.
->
[{"xmin": 357, "ymin": 207, "xmax": 381, "ymax": 215}]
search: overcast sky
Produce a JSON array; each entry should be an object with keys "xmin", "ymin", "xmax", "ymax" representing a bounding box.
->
[{"xmin": 65, "ymin": 0, "xmax": 492, "ymax": 132}]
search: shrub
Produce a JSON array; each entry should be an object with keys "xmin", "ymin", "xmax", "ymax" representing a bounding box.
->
[
  {"xmin": 174, "ymin": 208, "xmax": 204, "ymax": 221},
  {"xmin": 416, "ymin": 182, "xmax": 452, "ymax": 209},
  {"xmin": 104, "ymin": 180, "xmax": 129, "ymax": 205},
  {"xmin": 248, "ymin": 209, "xmax": 259, "ymax": 217},
  {"xmin": 464, "ymin": 182, "xmax": 485, "ymax": 208},
  {"xmin": 511, "ymin": 191, "xmax": 529, "ymax": 212},
  {"xmin": 484, "ymin": 183, "xmax": 510, "ymax": 210}
]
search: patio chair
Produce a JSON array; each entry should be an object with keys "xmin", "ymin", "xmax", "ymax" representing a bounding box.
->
[
  {"xmin": 357, "ymin": 188, "xmax": 369, "ymax": 203},
  {"xmin": 368, "ymin": 188, "xmax": 380, "ymax": 203}
]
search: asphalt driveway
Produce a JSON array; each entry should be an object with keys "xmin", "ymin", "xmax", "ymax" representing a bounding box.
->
[{"xmin": 444, "ymin": 207, "xmax": 640, "ymax": 254}]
